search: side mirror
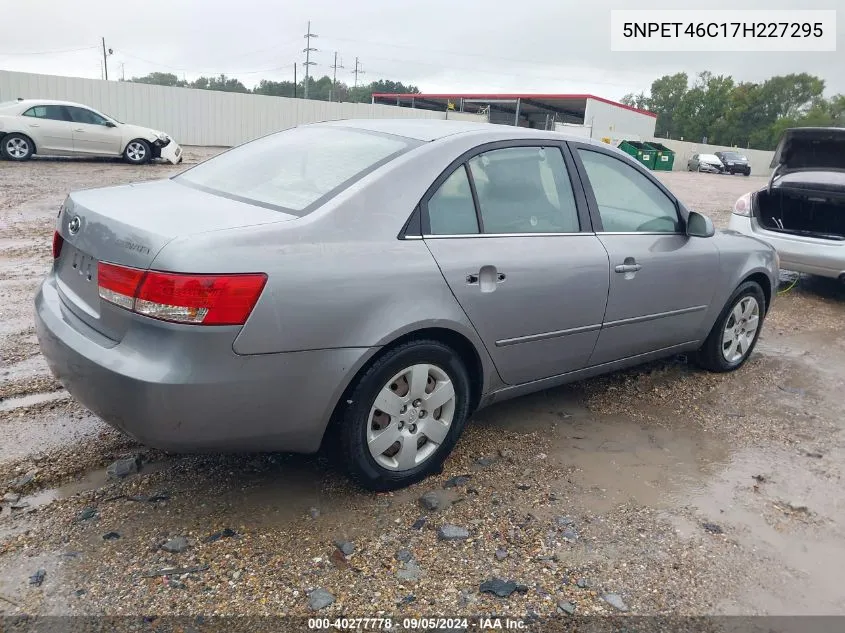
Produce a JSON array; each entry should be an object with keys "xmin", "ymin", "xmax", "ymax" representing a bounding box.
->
[
  {"xmin": 686, "ymin": 211, "xmax": 715, "ymax": 238},
  {"xmin": 104, "ymin": 121, "xmax": 117, "ymax": 128}
]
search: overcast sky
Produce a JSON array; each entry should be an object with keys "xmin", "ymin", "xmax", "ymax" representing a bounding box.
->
[{"xmin": 1, "ymin": 0, "xmax": 842, "ymax": 100}]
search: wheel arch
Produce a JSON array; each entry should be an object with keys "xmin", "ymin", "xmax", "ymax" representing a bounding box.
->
[
  {"xmin": 2, "ymin": 131, "xmax": 37, "ymax": 155},
  {"xmin": 740, "ymin": 271, "xmax": 773, "ymax": 314},
  {"xmin": 318, "ymin": 325, "xmax": 486, "ymax": 452}
]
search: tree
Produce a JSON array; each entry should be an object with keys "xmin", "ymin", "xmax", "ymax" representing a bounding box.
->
[
  {"xmin": 629, "ymin": 70, "xmax": 836, "ymax": 150},
  {"xmin": 620, "ymin": 92, "xmax": 649, "ymax": 110},
  {"xmin": 192, "ymin": 74, "xmax": 248, "ymax": 93},
  {"xmin": 647, "ymin": 72, "xmax": 688, "ymax": 138},
  {"xmin": 130, "ymin": 72, "xmax": 187, "ymax": 87}
]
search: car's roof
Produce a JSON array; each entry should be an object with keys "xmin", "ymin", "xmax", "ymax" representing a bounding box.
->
[
  {"xmin": 8, "ymin": 99, "xmax": 89, "ymax": 108},
  {"xmin": 0, "ymin": 98, "xmax": 91, "ymax": 110},
  {"xmin": 316, "ymin": 117, "xmax": 610, "ymax": 146}
]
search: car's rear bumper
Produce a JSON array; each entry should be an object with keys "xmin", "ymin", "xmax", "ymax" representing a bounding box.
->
[
  {"xmin": 727, "ymin": 215, "xmax": 845, "ymax": 279},
  {"xmin": 35, "ymin": 276, "xmax": 374, "ymax": 453}
]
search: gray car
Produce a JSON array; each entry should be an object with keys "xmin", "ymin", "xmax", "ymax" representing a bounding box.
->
[
  {"xmin": 728, "ymin": 127, "xmax": 844, "ymax": 282},
  {"xmin": 687, "ymin": 153, "xmax": 724, "ymax": 174},
  {"xmin": 35, "ymin": 119, "xmax": 778, "ymax": 490}
]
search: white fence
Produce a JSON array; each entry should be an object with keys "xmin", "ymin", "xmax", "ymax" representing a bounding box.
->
[
  {"xmin": 0, "ymin": 70, "xmax": 484, "ymax": 147},
  {"xmin": 645, "ymin": 138, "xmax": 775, "ymax": 175}
]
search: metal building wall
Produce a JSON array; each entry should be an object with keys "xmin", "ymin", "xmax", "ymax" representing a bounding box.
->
[
  {"xmin": 0, "ymin": 70, "xmax": 482, "ymax": 146},
  {"xmin": 583, "ymin": 98, "xmax": 657, "ymax": 141}
]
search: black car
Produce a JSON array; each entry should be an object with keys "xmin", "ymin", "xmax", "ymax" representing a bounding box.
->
[{"xmin": 715, "ymin": 151, "xmax": 751, "ymax": 176}]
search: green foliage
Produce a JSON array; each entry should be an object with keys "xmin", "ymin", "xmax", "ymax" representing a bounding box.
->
[
  {"xmin": 629, "ymin": 71, "xmax": 840, "ymax": 150},
  {"xmin": 129, "ymin": 72, "xmax": 419, "ymax": 104},
  {"xmin": 129, "ymin": 72, "xmax": 187, "ymax": 88}
]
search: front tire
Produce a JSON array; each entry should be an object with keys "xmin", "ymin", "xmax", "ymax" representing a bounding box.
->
[
  {"xmin": 693, "ymin": 281, "xmax": 765, "ymax": 372},
  {"xmin": 339, "ymin": 339, "xmax": 472, "ymax": 491},
  {"xmin": 1, "ymin": 133, "xmax": 34, "ymax": 161},
  {"xmin": 124, "ymin": 139, "xmax": 151, "ymax": 165}
]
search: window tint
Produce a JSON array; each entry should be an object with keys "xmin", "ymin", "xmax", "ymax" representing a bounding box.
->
[
  {"xmin": 467, "ymin": 146, "xmax": 579, "ymax": 234},
  {"xmin": 578, "ymin": 149, "xmax": 680, "ymax": 233},
  {"xmin": 427, "ymin": 166, "xmax": 479, "ymax": 235},
  {"xmin": 66, "ymin": 107, "xmax": 109, "ymax": 126},
  {"xmin": 22, "ymin": 105, "xmax": 70, "ymax": 121},
  {"xmin": 177, "ymin": 126, "xmax": 414, "ymax": 213}
]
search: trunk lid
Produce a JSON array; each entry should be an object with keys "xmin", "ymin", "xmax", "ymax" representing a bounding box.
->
[
  {"xmin": 55, "ymin": 178, "xmax": 294, "ymax": 340},
  {"xmin": 770, "ymin": 127, "xmax": 845, "ymax": 174}
]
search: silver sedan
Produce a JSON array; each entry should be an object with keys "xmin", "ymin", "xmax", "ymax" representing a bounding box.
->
[
  {"xmin": 35, "ymin": 119, "xmax": 779, "ymax": 490},
  {"xmin": 728, "ymin": 127, "xmax": 845, "ymax": 282}
]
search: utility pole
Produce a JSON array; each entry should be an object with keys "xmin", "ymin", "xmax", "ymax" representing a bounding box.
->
[
  {"xmin": 329, "ymin": 52, "xmax": 344, "ymax": 102},
  {"xmin": 302, "ymin": 21, "xmax": 318, "ymax": 99},
  {"xmin": 120, "ymin": 63, "xmax": 125, "ymax": 81},
  {"xmin": 352, "ymin": 57, "xmax": 365, "ymax": 89},
  {"xmin": 101, "ymin": 38, "xmax": 112, "ymax": 80},
  {"xmin": 293, "ymin": 63, "xmax": 297, "ymax": 98}
]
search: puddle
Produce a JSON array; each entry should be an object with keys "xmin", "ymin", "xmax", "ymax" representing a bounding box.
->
[
  {"xmin": 15, "ymin": 460, "xmax": 176, "ymax": 512},
  {"xmin": 687, "ymin": 442, "xmax": 845, "ymax": 614},
  {"xmin": 549, "ymin": 418, "xmax": 732, "ymax": 512},
  {"xmin": 0, "ymin": 390, "xmax": 69, "ymax": 412}
]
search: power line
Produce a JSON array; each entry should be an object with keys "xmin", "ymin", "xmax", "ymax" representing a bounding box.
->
[
  {"xmin": 329, "ymin": 52, "xmax": 344, "ymax": 102},
  {"xmin": 302, "ymin": 21, "xmax": 318, "ymax": 99},
  {"xmin": 352, "ymin": 57, "xmax": 365, "ymax": 88},
  {"xmin": 321, "ymin": 35, "xmax": 647, "ymax": 88},
  {"xmin": 119, "ymin": 51, "xmax": 293, "ymax": 77},
  {"xmin": 0, "ymin": 45, "xmax": 97, "ymax": 56}
]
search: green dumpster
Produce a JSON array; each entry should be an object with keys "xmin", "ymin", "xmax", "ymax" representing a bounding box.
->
[
  {"xmin": 617, "ymin": 140, "xmax": 656, "ymax": 169},
  {"xmin": 645, "ymin": 142, "xmax": 676, "ymax": 171}
]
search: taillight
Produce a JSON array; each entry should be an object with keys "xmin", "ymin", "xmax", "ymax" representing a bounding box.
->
[
  {"xmin": 52, "ymin": 231, "xmax": 64, "ymax": 259},
  {"xmin": 96, "ymin": 262, "xmax": 267, "ymax": 326},
  {"xmin": 732, "ymin": 192, "xmax": 752, "ymax": 217},
  {"xmin": 98, "ymin": 262, "xmax": 145, "ymax": 310}
]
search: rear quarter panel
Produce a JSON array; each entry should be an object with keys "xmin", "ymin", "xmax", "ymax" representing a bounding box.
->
[{"xmin": 149, "ymin": 132, "xmax": 525, "ymax": 396}]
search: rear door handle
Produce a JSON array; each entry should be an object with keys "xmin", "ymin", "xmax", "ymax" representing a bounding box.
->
[
  {"xmin": 74, "ymin": 128, "xmax": 85, "ymax": 132},
  {"xmin": 466, "ymin": 268, "xmax": 507, "ymax": 286},
  {"xmin": 615, "ymin": 264, "xmax": 642, "ymax": 273}
]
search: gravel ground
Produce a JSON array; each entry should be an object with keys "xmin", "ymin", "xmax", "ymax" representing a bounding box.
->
[{"xmin": 1, "ymin": 155, "xmax": 844, "ymax": 624}]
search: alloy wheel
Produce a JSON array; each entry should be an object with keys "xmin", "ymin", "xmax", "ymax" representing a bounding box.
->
[
  {"xmin": 6, "ymin": 137, "xmax": 29, "ymax": 159},
  {"xmin": 126, "ymin": 142, "xmax": 146, "ymax": 162},
  {"xmin": 721, "ymin": 296, "xmax": 760, "ymax": 363}
]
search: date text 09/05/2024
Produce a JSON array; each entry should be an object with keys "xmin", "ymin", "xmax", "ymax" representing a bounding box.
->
[
  {"xmin": 622, "ymin": 22, "xmax": 824, "ymax": 39},
  {"xmin": 308, "ymin": 617, "xmax": 527, "ymax": 629}
]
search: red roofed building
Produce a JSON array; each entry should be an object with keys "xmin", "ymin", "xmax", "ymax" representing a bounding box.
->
[{"xmin": 371, "ymin": 93, "xmax": 657, "ymax": 141}]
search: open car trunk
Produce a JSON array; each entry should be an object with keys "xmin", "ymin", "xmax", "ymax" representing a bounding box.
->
[{"xmin": 754, "ymin": 182, "xmax": 845, "ymax": 242}]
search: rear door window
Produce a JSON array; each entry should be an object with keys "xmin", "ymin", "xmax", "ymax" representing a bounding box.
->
[
  {"xmin": 427, "ymin": 166, "xmax": 479, "ymax": 235},
  {"xmin": 22, "ymin": 105, "xmax": 71, "ymax": 121},
  {"xmin": 467, "ymin": 146, "xmax": 580, "ymax": 234}
]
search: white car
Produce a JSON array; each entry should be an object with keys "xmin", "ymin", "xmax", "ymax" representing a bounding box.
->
[{"xmin": 0, "ymin": 99, "xmax": 182, "ymax": 165}]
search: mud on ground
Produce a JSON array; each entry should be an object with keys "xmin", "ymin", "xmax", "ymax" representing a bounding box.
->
[{"xmin": 1, "ymin": 159, "xmax": 844, "ymax": 621}]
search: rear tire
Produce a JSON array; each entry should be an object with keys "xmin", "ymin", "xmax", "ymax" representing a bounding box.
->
[
  {"xmin": 2, "ymin": 133, "xmax": 35, "ymax": 161},
  {"xmin": 123, "ymin": 139, "xmax": 151, "ymax": 165},
  {"xmin": 693, "ymin": 281, "xmax": 766, "ymax": 373},
  {"xmin": 338, "ymin": 339, "xmax": 472, "ymax": 491}
]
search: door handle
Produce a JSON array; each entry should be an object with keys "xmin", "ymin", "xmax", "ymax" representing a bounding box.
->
[
  {"xmin": 614, "ymin": 264, "xmax": 642, "ymax": 273},
  {"xmin": 74, "ymin": 128, "xmax": 85, "ymax": 132},
  {"xmin": 28, "ymin": 123, "xmax": 40, "ymax": 127},
  {"xmin": 466, "ymin": 270, "xmax": 507, "ymax": 285}
]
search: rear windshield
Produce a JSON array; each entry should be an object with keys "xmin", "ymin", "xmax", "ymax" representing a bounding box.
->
[
  {"xmin": 175, "ymin": 126, "xmax": 415, "ymax": 214},
  {"xmin": 721, "ymin": 152, "xmax": 745, "ymax": 160}
]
